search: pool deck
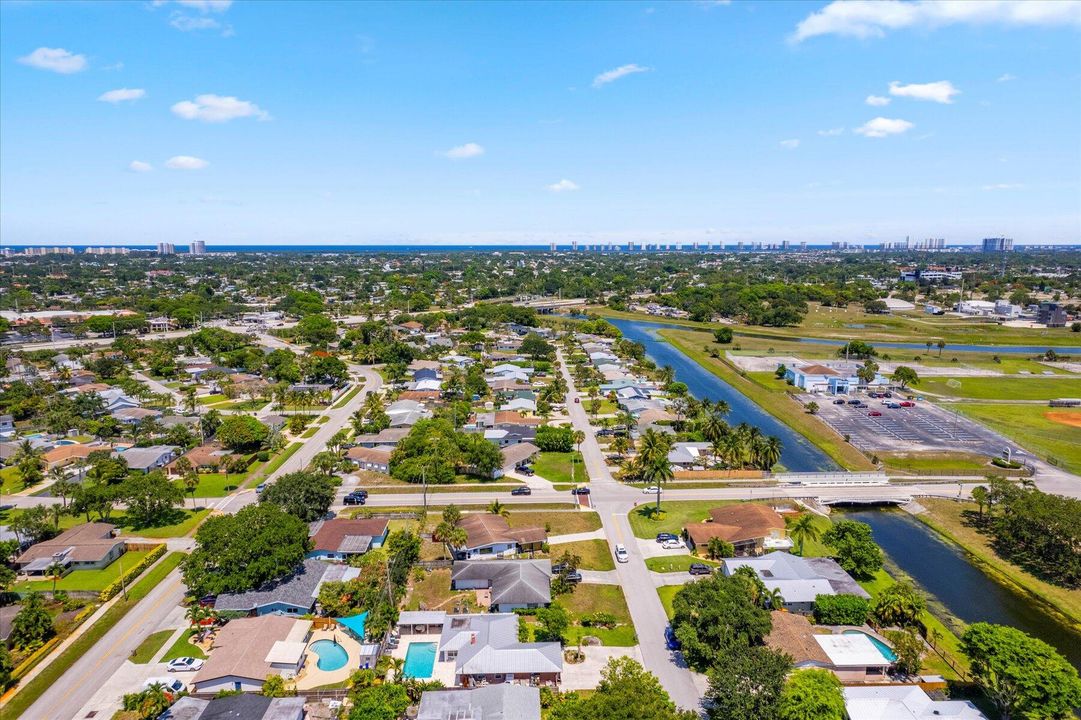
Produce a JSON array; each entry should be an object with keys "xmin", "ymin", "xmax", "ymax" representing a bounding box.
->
[
  {"xmin": 391, "ymin": 634, "xmax": 456, "ymax": 686},
  {"xmin": 294, "ymin": 628, "xmax": 365, "ymax": 690}
]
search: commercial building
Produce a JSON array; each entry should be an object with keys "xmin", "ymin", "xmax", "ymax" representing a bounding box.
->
[
  {"xmin": 981, "ymin": 237, "xmax": 1013, "ymax": 252},
  {"xmin": 190, "ymin": 240, "xmax": 207, "ymax": 254},
  {"xmin": 1037, "ymin": 302, "xmax": 1068, "ymax": 327},
  {"xmin": 156, "ymin": 242, "xmax": 176, "ymax": 255}
]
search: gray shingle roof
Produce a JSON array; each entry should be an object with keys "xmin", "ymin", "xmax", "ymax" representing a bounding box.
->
[
  {"xmin": 213, "ymin": 558, "xmax": 331, "ymax": 613},
  {"xmin": 451, "ymin": 560, "xmax": 551, "ymax": 607},
  {"xmin": 418, "ymin": 684, "xmax": 542, "ymax": 720}
]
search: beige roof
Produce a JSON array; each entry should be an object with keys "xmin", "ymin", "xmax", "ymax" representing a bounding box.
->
[
  {"xmin": 16, "ymin": 523, "xmax": 122, "ymax": 565},
  {"xmin": 193, "ymin": 616, "xmax": 310, "ymax": 685},
  {"xmin": 765, "ymin": 612, "xmax": 831, "ymax": 666},
  {"xmin": 686, "ymin": 504, "xmax": 786, "ymax": 545},
  {"xmin": 459, "ymin": 514, "xmax": 546, "ymax": 550},
  {"xmin": 797, "ymin": 364, "xmax": 840, "ymax": 377},
  {"xmin": 346, "ymin": 446, "xmax": 393, "ymax": 464},
  {"xmin": 500, "ymin": 442, "xmax": 539, "ymax": 469}
]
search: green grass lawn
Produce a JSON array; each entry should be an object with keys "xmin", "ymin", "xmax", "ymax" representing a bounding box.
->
[
  {"xmin": 627, "ymin": 499, "xmax": 735, "ymax": 538},
  {"xmin": 192, "ymin": 459, "xmax": 263, "ymax": 496},
  {"xmin": 1, "ymin": 465, "xmax": 23, "ymax": 495},
  {"xmin": 947, "ymin": 403, "xmax": 1081, "ymax": 474},
  {"xmin": 879, "ymin": 451, "xmax": 996, "ymax": 475},
  {"xmin": 130, "ymin": 629, "xmax": 174, "ymax": 664},
  {"xmin": 160, "ymin": 627, "xmax": 208, "ymax": 661},
  {"xmin": 644, "ymin": 555, "xmax": 720, "ymax": 573},
  {"xmin": 208, "ymin": 399, "xmax": 268, "ymax": 411},
  {"xmin": 558, "ymin": 584, "xmax": 636, "ymax": 646},
  {"xmin": 0, "ymin": 507, "xmax": 207, "ymax": 539},
  {"xmin": 507, "ymin": 510, "xmax": 602, "ymax": 535},
  {"xmin": 301, "ymin": 426, "xmax": 320, "ymax": 438},
  {"xmin": 196, "ymin": 394, "xmax": 227, "ymax": 405},
  {"xmin": 14, "ymin": 550, "xmax": 151, "ymax": 593},
  {"xmin": 657, "ymin": 585, "xmax": 681, "ymax": 620},
  {"xmin": 919, "ymin": 376, "xmax": 1081, "ymax": 401},
  {"xmin": 331, "ymin": 384, "xmax": 363, "ymax": 409},
  {"xmin": 549, "ymin": 539, "xmax": 614, "ymax": 570},
  {"xmin": 256, "ymin": 442, "xmax": 303, "ymax": 478},
  {"xmin": 3, "ymin": 552, "xmax": 186, "ymax": 720},
  {"xmin": 534, "ymin": 451, "xmax": 586, "ymax": 484}
]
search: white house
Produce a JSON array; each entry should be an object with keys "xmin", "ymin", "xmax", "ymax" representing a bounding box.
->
[
  {"xmin": 844, "ymin": 686, "xmax": 988, "ymax": 720},
  {"xmin": 191, "ymin": 616, "xmax": 311, "ymax": 694}
]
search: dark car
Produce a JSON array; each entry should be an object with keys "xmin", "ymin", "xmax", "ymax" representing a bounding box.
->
[
  {"xmin": 665, "ymin": 625, "xmax": 681, "ymax": 651},
  {"xmin": 886, "ymin": 402, "xmax": 901, "ymax": 409},
  {"xmin": 883, "ymin": 391, "xmax": 892, "ymax": 398},
  {"xmin": 688, "ymin": 563, "xmax": 712, "ymax": 575},
  {"xmin": 343, "ymin": 492, "xmax": 367, "ymax": 505},
  {"xmin": 571, "ymin": 487, "xmax": 591, "ymax": 495},
  {"xmin": 552, "ymin": 561, "xmax": 575, "ymax": 574},
  {"xmin": 833, "ymin": 399, "xmax": 846, "ymax": 405},
  {"xmin": 847, "ymin": 398, "xmax": 861, "ymax": 405},
  {"xmin": 656, "ymin": 532, "xmax": 679, "ymax": 543},
  {"xmin": 516, "ymin": 465, "xmax": 535, "ymax": 476},
  {"xmin": 868, "ymin": 392, "xmax": 881, "ymax": 398},
  {"xmin": 563, "ymin": 570, "xmax": 583, "ymax": 584},
  {"xmin": 510, "ymin": 486, "xmax": 532, "ymax": 496}
]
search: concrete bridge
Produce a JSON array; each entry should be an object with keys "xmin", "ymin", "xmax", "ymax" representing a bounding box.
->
[
  {"xmin": 511, "ymin": 296, "xmax": 589, "ymax": 313},
  {"xmin": 818, "ymin": 493, "xmax": 913, "ymax": 506}
]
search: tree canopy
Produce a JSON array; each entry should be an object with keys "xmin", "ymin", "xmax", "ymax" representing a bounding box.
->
[{"xmin": 259, "ymin": 471, "xmax": 335, "ymax": 522}]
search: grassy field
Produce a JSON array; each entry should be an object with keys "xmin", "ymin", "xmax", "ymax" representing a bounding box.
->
[
  {"xmin": 1, "ymin": 465, "xmax": 22, "ymax": 495},
  {"xmin": 160, "ymin": 628, "xmax": 208, "ymax": 661},
  {"xmin": 558, "ymin": 584, "xmax": 636, "ymax": 646},
  {"xmin": 3, "ymin": 552, "xmax": 185, "ymax": 720},
  {"xmin": 657, "ymin": 585, "xmax": 680, "ymax": 620},
  {"xmin": 192, "ymin": 461, "xmax": 263, "ymax": 496},
  {"xmin": 916, "ymin": 499, "xmax": 1081, "ymax": 633},
  {"xmin": 628, "ymin": 499, "xmax": 735, "ymax": 539},
  {"xmin": 660, "ymin": 329, "xmax": 877, "ymax": 471},
  {"xmin": 130, "ymin": 629, "xmax": 173, "ymax": 664},
  {"xmin": 255, "ymin": 442, "xmax": 303, "ymax": 479},
  {"xmin": 919, "ymin": 376, "xmax": 1081, "ymax": 400},
  {"xmin": 14, "ymin": 550, "xmax": 151, "ymax": 593},
  {"xmin": 534, "ymin": 451, "xmax": 586, "ymax": 484},
  {"xmin": 0, "ymin": 507, "xmax": 208, "ymax": 539},
  {"xmin": 879, "ymin": 451, "xmax": 994, "ymax": 475},
  {"xmin": 947, "ymin": 403, "xmax": 1081, "ymax": 474},
  {"xmin": 196, "ymin": 394, "xmax": 227, "ymax": 405},
  {"xmin": 507, "ymin": 510, "xmax": 602, "ymax": 535},
  {"xmin": 644, "ymin": 555, "xmax": 720, "ymax": 573},
  {"xmin": 549, "ymin": 539, "xmax": 614, "ymax": 570}
]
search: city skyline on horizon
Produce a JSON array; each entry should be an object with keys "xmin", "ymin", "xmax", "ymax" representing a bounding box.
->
[{"xmin": 2, "ymin": 1, "xmax": 1080, "ymax": 246}]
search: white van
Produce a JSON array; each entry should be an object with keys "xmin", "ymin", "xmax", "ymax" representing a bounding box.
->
[{"xmin": 614, "ymin": 544, "xmax": 629, "ymax": 563}]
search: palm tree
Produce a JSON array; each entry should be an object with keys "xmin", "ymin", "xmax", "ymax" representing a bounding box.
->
[
  {"xmin": 572, "ymin": 430, "xmax": 585, "ymax": 455},
  {"xmin": 765, "ymin": 587, "xmax": 786, "ymax": 611},
  {"xmin": 757, "ymin": 436, "xmax": 783, "ymax": 471},
  {"xmin": 311, "ymin": 451, "xmax": 339, "ymax": 478},
  {"xmin": 433, "ymin": 522, "xmax": 467, "ymax": 560},
  {"xmin": 786, "ymin": 514, "xmax": 820, "ymax": 556},
  {"xmin": 487, "ymin": 500, "xmax": 510, "ymax": 519},
  {"xmin": 970, "ymin": 485, "xmax": 988, "ymax": 523},
  {"xmin": 658, "ymin": 365, "xmax": 675, "ymax": 386},
  {"xmin": 611, "ymin": 435, "xmax": 630, "ymax": 458},
  {"xmin": 46, "ymin": 560, "xmax": 65, "ymax": 593},
  {"xmin": 936, "ymin": 340, "xmax": 946, "ymax": 357}
]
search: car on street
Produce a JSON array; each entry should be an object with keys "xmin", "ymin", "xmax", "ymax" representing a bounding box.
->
[
  {"xmin": 167, "ymin": 657, "xmax": 204, "ymax": 673},
  {"xmin": 655, "ymin": 532, "xmax": 679, "ymax": 543},
  {"xmin": 688, "ymin": 563, "xmax": 712, "ymax": 575},
  {"xmin": 571, "ymin": 487, "xmax": 591, "ymax": 495},
  {"xmin": 614, "ymin": 544, "xmax": 629, "ymax": 563},
  {"xmin": 574, "ymin": 397, "xmax": 580, "ymax": 404},
  {"xmin": 665, "ymin": 625, "xmax": 681, "ymax": 651},
  {"xmin": 510, "ymin": 486, "xmax": 532, "ymax": 496},
  {"xmin": 833, "ymin": 399, "xmax": 846, "ymax": 405},
  {"xmin": 642, "ymin": 485, "xmax": 662, "ymax": 494},
  {"xmin": 660, "ymin": 539, "xmax": 685, "ymax": 550},
  {"xmin": 868, "ymin": 410, "xmax": 882, "ymax": 417},
  {"xmin": 255, "ymin": 483, "xmax": 267, "ymax": 494},
  {"xmin": 343, "ymin": 491, "xmax": 367, "ymax": 505}
]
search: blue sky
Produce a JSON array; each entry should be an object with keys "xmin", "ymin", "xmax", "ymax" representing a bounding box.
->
[{"xmin": 2, "ymin": 0, "xmax": 1079, "ymax": 247}]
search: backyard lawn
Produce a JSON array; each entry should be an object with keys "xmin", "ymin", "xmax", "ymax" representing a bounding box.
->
[
  {"xmin": 948, "ymin": 403, "xmax": 1081, "ymax": 474},
  {"xmin": 193, "ymin": 459, "xmax": 264, "ymax": 496},
  {"xmin": 131, "ymin": 629, "xmax": 174, "ymax": 664},
  {"xmin": 405, "ymin": 568, "xmax": 482, "ymax": 613},
  {"xmin": 557, "ymin": 584, "xmax": 636, "ymax": 646},
  {"xmin": 919, "ymin": 376, "xmax": 1081, "ymax": 401},
  {"xmin": 161, "ymin": 628, "xmax": 208, "ymax": 661},
  {"xmin": 549, "ymin": 539, "xmax": 614, "ymax": 571},
  {"xmin": 507, "ymin": 510, "xmax": 601, "ymax": 536},
  {"xmin": 534, "ymin": 451, "xmax": 586, "ymax": 485},
  {"xmin": 14, "ymin": 549, "xmax": 151, "ymax": 593}
]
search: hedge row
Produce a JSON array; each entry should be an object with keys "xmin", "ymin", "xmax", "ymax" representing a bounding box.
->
[{"xmin": 99, "ymin": 544, "xmax": 167, "ymax": 602}]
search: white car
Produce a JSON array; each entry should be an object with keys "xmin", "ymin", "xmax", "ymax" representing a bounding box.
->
[
  {"xmin": 614, "ymin": 543, "xmax": 629, "ymax": 563},
  {"xmin": 660, "ymin": 539, "xmax": 685, "ymax": 550},
  {"xmin": 642, "ymin": 486, "xmax": 662, "ymax": 494},
  {"xmin": 166, "ymin": 657, "xmax": 204, "ymax": 672}
]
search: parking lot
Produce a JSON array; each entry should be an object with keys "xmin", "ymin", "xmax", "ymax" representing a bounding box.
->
[{"xmin": 814, "ymin": 395, "xmax": 1005, "ymax": 454}]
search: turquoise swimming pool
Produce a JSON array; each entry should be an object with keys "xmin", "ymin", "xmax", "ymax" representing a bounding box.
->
[
  {"xmin": 403, "ymin": 642, "xmax": 437, "ymax": 679},
  {"xmin": 843, "ymin": 630, "xmax": 898, "ymax": 662},
  {"xmin": 309, "ymin": 639, "xmax": 349, "ymax": 671}
]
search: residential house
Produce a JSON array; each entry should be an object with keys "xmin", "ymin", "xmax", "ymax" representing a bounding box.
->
[
  {"xmin": 765, "ymin": 612, "xmax": 894, "ymax": 682},
  {"xmin": 386, "ymin": 399, "xmax": 432, "ymax": 428},
  {"xmin": 684, "ymin": 504, "xmax": 793, "ymax": 555},
  {"xmin": 721, "ymin": 551, "xmax": 869, "ymax": 613},
  {"xmin": 499, "ymin": 398, "xmax": 536, "ymax": 414},
  {"xmin": 451, "ymin": 560, "xmax": 552, "ymax": 612},
  {"xmin": 0, "ymin": 414, "xmax": 13, "ymax": 438},
  {"xmin": 418, "ymin": 685, "xmax": 542, "ymax": 720},
  {"xmin": 843, "ymin": 686, "xmax": 988, "ymax": 720},
  {"xmin": 667, "ymin": 442, "xmax": 714, "ymax": 469},
  {"xmin": 160, "ymin": 695, "xmax": 305, "ymax": 720},
  {"xmin": 114, "ymin": 445, "xmax": 178, "ymax": 473},
  {"xmin": 112, "ymin": 407, "xmax": 163, "ymax": 425},
  {"xmin": 454, "ymin": 513, "xmax": 546, "ymax": 560},
  {"xmin": 168, "ymin": 442, "xmax": 233, "ymax": 474},
  {"xmin": 353, "ymin": 427, "xmax": 410, "ymax": 447},
  {"xmin": 191, "ymin": 615, "xmax": 312, "ymax": 693},
  {"xmin": 41, "ymin": 443, "xmax": 95, "ymax": 471},
  {"xmin": 15, "ymin": 522, "xmax": 125, "ymax": 576},
  {"xmin": 500, "ymin": 442, "xmax": 540, "ymax": 471},
  {"xmin": 346, "ymin": 445, "xmax": 393, "ymax": 473},
  {"xmin": 438, "ymin": 613, "xmax": 562, "ymax": 687},
  {"xmin": 308, "ymin": 518, "xmax": 390, "ymax": 561},
  {"xmin": 213, "ymin": 558, "xmax": 358, "ymax": 616}
]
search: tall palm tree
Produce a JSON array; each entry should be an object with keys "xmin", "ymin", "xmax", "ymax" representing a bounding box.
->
[
  {"xmin": 46, "ymin": 560, "xmax": 65, "ymax": 593},
  {"xmin": 765, "ymin": 587, "xmax": 786, "ymax": 611},
  {"xmin": 758, "ymin": 436, "xmax": 783, "ymax": 471},
  {"xmin": 786, "ymin": 514, "xmax": 820, "ymax": 556},
  {"xmin": 487, "ymin": 500, "xmax": 510, "ymax": 519}
]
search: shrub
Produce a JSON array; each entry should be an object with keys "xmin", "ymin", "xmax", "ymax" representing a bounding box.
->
[
  {"xmin": 99, "ymin": 545, "xmax": 167, "ymax": 602},
  {"xmin": 813, "ymin": 594, "xmax": 870, "ymax": 625}
]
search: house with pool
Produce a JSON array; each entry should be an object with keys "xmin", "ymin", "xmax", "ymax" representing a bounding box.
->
[
  {"xmin": 843, "ymin": 686, "xmax": 989, "ymax": 720},
  {"xmin": 721, "ymin": 551, "xmax": 869, "ymax": 613},
  {"xmin": 191, "ymin": 616, "xmax": 312, "ymax": 693},
  {"xmin": 765, "ymin": 612, "xmax": 896, "ymax": 682}
]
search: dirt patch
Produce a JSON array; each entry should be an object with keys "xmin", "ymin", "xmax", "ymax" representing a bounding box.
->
[{"xmin": 1045, "ymin": 411, "xmax": 1081, "ymax": 428}]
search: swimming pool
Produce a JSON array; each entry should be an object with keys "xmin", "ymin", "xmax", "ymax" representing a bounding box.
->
[
  {"xmin": 309, "ymin": 639, "xmax": 349, "ymax": 671},
  {"xmin": 842, "ymin": 630, "xmax": 898, "ymax": 662},
  {"xmin": 403, "ymin": 642, "xmax": 437, "ymax": 679}
]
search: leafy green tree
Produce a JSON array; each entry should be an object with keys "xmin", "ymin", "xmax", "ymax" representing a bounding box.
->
[
  {"xmin": 837, "ymin": 340, "xmax": 877, "ymax": 359},
  {"xmin": 884, "ymin": 628, "xmax": 924, "ymax": 676},
  {"xmin": 261, "ymin": 674, "xmax": 295, "ymax": 697},
  {"xmin": 671, "ymin": 573, "xmax": 772, "ymax": 672},
  {"xmin": 705, "ymin": 646, "xmax": 791, "ymax": 720},
  {"xmin": 0, "ymin": 644, "xmax": 14, "ymax": 689},
  {"xmin": 872, "ymin": 581, "xmax": 925, "ymax": 627},
  {"xmin": 214, "ymin": 415, "xmax": 269, "ymax": 452},
  {"xmin": 535, "ymin": 425, "xmax": 575, "ymax": 453},
  {"xmin": 821, "ymin": 519, "xmax": 882, "ymax": 579},
  {"xmin": 890, "ymin": 365, "xmax": 919, "ymax": 388},
  {"xmin": 962, "ymin": 622, "xmax": 1081, "ymax": 720},
  {"xmin": 534, "ymin": 603, "xmax": 570, "ymax": 643},
  {"xmin": 347, "ymin": 682, "xmax": 410, "ymax": 720},
  {"xmin": 11, "ymin": 592, "xmax": 55, "ymax": 649},
  {"xmin": 121, "ymin": 470, "xmax": 184, "ymax": 528},
  {"xmin": 713, "ymin": 327, "xmax": 733, "ymax": 344},
  {"xmin": 776, "ymin": 669, "xmax": 846, "ymax": 720},
  {"xmin": 183, "ymin": 503, "xmax": 309, "ymax": 596},
  {"xmin": 260, "ymin": 471, "xmax": 335, "ymax": 522},
  {"xmin": 520, "ymin": 333, "xmax": 555, "ymax": 360},
  {"xmin": 706, "ymin": 537, "xmax": 734, "ymax": 560},
  {"xmin": 550, "ymin": 657, "xmax": 698, "ymax": 720},
  {"xmin": 9, "ymin": 505, "xmax": 55, "ymax": 545},
  {"xmin": 295, "ymin": 313, "xmax": 338, "ymax": 346}
]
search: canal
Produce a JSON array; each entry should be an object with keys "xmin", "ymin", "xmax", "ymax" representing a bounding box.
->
[
  {"xmin": 838, "ymin": 507, "xmax": 1081, "ymax": 671},
  {"xmin": 610, "ymin": 319, "xmax": 838, "ymax": 472}
]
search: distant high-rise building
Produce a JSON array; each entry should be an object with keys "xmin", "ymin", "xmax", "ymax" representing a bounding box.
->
[
  {"xmin": 982, "ymin": 237, "xmax": 1013, "ymax": 252},
  {"xmin": 157, "ymin": 242, "xmax": 176, "ymax": 255},
  {"xmin": 571, "ymin": 240, "xmax": 578, "ymax": 252},
  {"xmin": 781, "ymin": 240, "xmax": 790, "ymax": 251},
  {"xmin": 800, "ymin": 241, "xmax": 807, "ymax": 251},
  {"xmin": 23, "ymin": 247, "xmax": 74, "ymax": 256},
  {"xmin": 86, "ymin": 246, "xmax": 131, "ymax": 255},
  {"xmin": 190, "ymin": 240, "xmax": 206, "ymax": 255},
  {"xmin": 626, "ymin": 241, "xmax": 634, "ymax": 252},
  {"xmin": 736, "ymin": 241, "xmax": 744, "ymax": 252}
]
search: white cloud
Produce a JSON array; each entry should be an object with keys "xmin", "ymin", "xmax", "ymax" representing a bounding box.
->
[
  {"xmin": 981, "ymin": 183, "xmax": 1024, "ymax": 190},
  {"xmin": 817, "ymin": 127, "xmax": 845, "ymax": 136},
  {"xmin": 889, "ymin": 80, "xmax": 960, "ymax": 104},
  {"xmin": 442, "ymin": 143, "xmax": 485, "ymax": 159},
  {"xmin": 175, "ymin": 0, "xmax": 232, "ymax": 11},
  {"xmin": 866, "ymin": 95, "xmax": 891, "ymax": 106},
  {"xmin": 128, "ymin": 160, "xmax": 153, "ymax": 173},
  {"xmin": 170, "ymin": 14, "xmax": 220, "ymax": 31},
  {"xmin": 997, "ymin": 73, "xmax": 1017, "ymax": 82},
  {"xmin": 793, "ymin": 0, "xmax": 1081, "ymax": 42},
  {"xmin": 780, "ymin": 139, "xmax": 800, "ymax": 149},
  {"xmin": 171, "ymin": 94, "xmax": 269, "ymax": 122},
  {"xmin": 592, "ymin": 63, "xmax": 651, "ymax": 88},
  {"xmin": 17, "ymin": 47, "xmax": 87, "ymax": 74},
  {"xmin": 547, "ymin": 179, "xmax": 580, "ymax": 192},
  {"xmin": 165, "ymin": 155, "xmax": 209, "ymax": 170},
  {"xmin": 854, "ymin": 117, "xmax": 914, "ymax": 138},
  {"xmin": 98, "ymin": 88, "xmax": 146, "ymax": 103}
]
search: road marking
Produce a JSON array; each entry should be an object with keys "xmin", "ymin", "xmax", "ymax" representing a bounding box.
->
[{"xmin": 610, "ymin": 514, "xmax": 624, "ymax": 542}]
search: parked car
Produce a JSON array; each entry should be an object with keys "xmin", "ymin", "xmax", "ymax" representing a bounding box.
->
[
  {"xmin": 886, "ymin": 402, "xmax": 901, "ymax": 409},
  {"xmin": 688, "ymin": 563, "xmax": 712, "ymax": 575},
  {"xmin": 847, "ymin": 399, "xmax": 861, "ymax": 405},
  {"xmin": 614, "ymin": 544, "xmax": 629, "ymax": 563},
  {"xmin": 665, "ymin": 625, "xmax": 681, "ymax": 651},
  {"xmin": 510, "ymin": 486, "xmax": 532, "ymax": 496},
  {"xmin": 868, "ymin": 410, "xmax": 882, "ymax": 417},
  {"xmin": 642, "ymin": 485, "xmax": 662, "ymax": 494},
  {"xmin": 563, "ymin": 570, "xmax": 583, "ymax": 584},
  {"xmin": 571, "ymin": 487, "xmax": 591, "ymax": 495},
  {"xmin": 833, "ymin": 399, "xmax": 846, "ymax": 405},
  {"xmin": 661, "ymin": 539, "xmax": 685, "ymax": 550},
  {"xmin": 655, "ymin": 532, "xmax": 679, "ymax": 543},
  {"xmin": 516, "ymin": 465, "xmax": 535, "ymax": 476},
  {"xmin": 855, "ymin": 403, "xmax": 868, "ymax": 408},
  {"xmin": 343, "ymin": 492, "xmax": 366, "ymax": 505},
  {"xmin": 868, "ymin": 392, "xmax": 881, "ymax": 399},
  {"xmin": 167, "ymin": 657, "xmax": 204, "ymax": 673},
  {"xmin": 552, "ymin": 561, "xmax": 576, "ymax": 574},
  {"xmin": 574, "ymin": 397, "xmax": 580, "ymax": 404},
  {"xmin": 899, "ymin": 401, "xmax": 915, "ymax": 407},
  {"xmin": 883, "ymin": 392, "xmax": 893, "ymax": 398},
  {"xmin": 255, "ymin": 483, "xmax": 267, "ymax": 494}
]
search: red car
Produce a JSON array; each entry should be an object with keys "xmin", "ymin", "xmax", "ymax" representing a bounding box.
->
[
  {"xmin": 868, "ymin": 410, "xmax": 882, "ymax": 417},
  {"xmin": 899, "ymin": 401, "xmax": 915, "ymax": 407}
]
